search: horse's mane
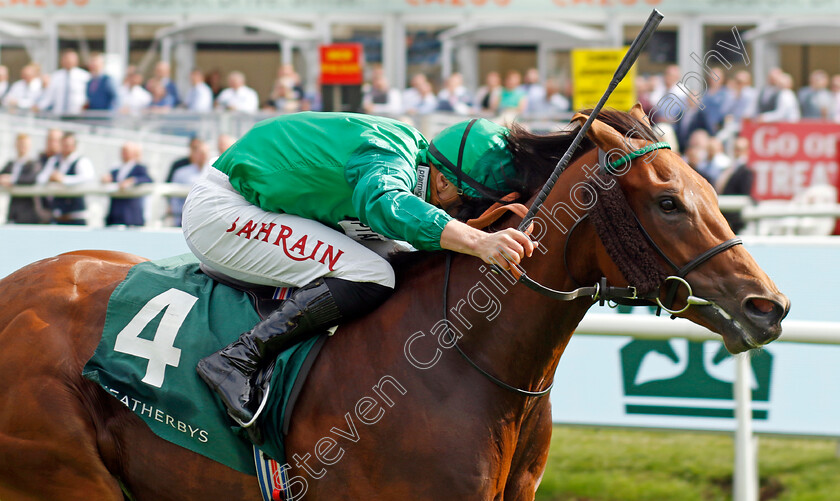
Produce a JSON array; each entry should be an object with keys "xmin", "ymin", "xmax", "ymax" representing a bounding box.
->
[
  {"xmin": 393, "ymin": 108, "xmax": 659, "ymax": 280},
  {"xmin": 504, "ymin": 107, "xmax": 658, "ymax": 202}
]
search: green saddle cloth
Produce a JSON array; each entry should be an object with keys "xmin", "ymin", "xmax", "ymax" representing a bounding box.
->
[{"xmin": 82, "ymin": 254, "xmax": 321, "ymax": 474}]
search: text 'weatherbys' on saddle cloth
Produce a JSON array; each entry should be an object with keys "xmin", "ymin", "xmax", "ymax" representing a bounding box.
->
[{"xmin": 82, "ymin": 253, "xmax": 320, "ymax": 474}]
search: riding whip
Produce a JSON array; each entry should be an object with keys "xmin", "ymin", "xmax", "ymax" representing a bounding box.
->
[{"xmin": 518, "ymin": 8, "xmax": 664, "ymax": 232}]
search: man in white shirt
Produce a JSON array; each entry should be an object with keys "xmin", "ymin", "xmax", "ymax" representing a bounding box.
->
[
  {"xmin": 215, "ymin": 72, "xmax": 259, "ymax": 113},
  {"xmin": 184, "ymin": 69, "xmax": 214, "ymax": 112},
  {"xmin": 520, "ymin": 68, "xmax": 547, "ymax": 114},
  {"xmin": 402, "ymin": 73, "xmax": 437, "ymax": 115},
  {"xmin": 362, "ymin": 73, "xmax": 402, "ymax": 116},
  {"xmin": 2, "ymin": 64, "xmax": 43, "ymax": 110},
  {"xmin": 170, "ymin": 142, "xmax": 210, "ymax": 226},
  {"xmin": 37, "ymin": 132, "xmax": 96, "ymax": 224},
  {"xmin": 758, "ymin": 72, "xmax": 800, "ymax": 123},
  {"xmin": 118, "ymin": 70, "xmax": 152, "ymax": 115},
  {"xmin": 37, "ymin": 50, "xmax": 90, "ymax": 115}
]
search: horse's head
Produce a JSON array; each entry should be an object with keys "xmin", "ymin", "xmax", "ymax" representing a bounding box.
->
[{"xmin": 571, "ymin": 105, "xmax": 789, "ymax": 353}]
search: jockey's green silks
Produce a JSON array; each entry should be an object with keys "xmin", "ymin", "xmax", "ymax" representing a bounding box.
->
[{"xmin": 213, "ymin": 112, "xmax": 452, "ymax": 251}]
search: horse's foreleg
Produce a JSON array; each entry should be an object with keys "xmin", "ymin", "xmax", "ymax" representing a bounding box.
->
[{"xmin": 502, "ymin": 401, "xmax": 553, "ymax": 501}]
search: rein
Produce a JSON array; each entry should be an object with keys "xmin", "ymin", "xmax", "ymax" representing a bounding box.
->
[
  {"xmin": 444, "ymin": 142, "xmax": 742, "ymax": 398},
  {"xmin": 441, "ymin": 252, "xmax": 554, "ymax": 398}
]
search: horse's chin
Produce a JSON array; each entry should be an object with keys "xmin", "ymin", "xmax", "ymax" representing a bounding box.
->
[{"xmin": 688, "ymin": 302, "xmax": 783, "ymax": 354}]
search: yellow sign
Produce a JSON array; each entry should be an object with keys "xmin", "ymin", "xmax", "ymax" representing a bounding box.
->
[{"xmin": 571, "ymin": 47, "xmax": 636, "ymax": 111}]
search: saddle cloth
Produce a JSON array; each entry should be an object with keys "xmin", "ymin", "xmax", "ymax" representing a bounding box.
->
[{"xmin": 82, "ymin": 253, "xmax": 325, "ymax": 482}]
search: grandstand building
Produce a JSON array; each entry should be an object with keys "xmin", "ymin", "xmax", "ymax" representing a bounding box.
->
[{"xmin": 0, "ymin": 0, "xmax": 838, "ymax": 97}]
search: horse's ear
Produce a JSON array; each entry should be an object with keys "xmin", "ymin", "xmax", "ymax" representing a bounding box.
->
[
  {"xmin": 570, "ymin": 112, "xmax": 635, "ymax": 154},
  {"xmin": 628, "ymin": 103, "xmax": 651, "ymax": 126}
]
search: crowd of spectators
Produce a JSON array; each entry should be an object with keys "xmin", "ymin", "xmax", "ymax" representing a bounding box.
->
[
  {"xmin": 360, "ymin": 66, "xmax": 570, "ymax": 119},
  {"xmin": 637, "ymin": 64, "xmax": 840, "ymax": 150},
  {"xmin": 2, "ymin": 49, "xmax": 838, "ymax": 127},
  {"xmin": 0, "ymin": 129, "xmax": 234, "ymax": 227},
  {"xmin": 0, "ymin": 50, "xmax": 307, "ymax": 116},
  {"xmin": 2, "ymin": 53, "xmax": 838, "ymax": 232}
]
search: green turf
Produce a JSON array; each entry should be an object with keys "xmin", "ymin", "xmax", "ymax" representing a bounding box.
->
[{"xmin": 536, "ymin": 426, "xmax": 840, "ymax": 501}]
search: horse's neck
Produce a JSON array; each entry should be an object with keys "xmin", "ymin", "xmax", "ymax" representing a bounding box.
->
[{"xmin": 446, "ymin": 151, "xmax": 603, "ymax": 398}]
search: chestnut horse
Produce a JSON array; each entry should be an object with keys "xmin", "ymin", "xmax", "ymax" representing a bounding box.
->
[{"xmin": 0, "ymin": 107, "xmax": 788, "ymax": 500}]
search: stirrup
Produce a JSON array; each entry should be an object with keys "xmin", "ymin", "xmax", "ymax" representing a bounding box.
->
[{"xmin": 229, "ymin": 382, "xmax": 271, "ymax": 428}]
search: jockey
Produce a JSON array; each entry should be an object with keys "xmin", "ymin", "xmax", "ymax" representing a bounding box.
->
[{"xmin": 186, "ymin": 112, "xmax": 535, "ymax": 428}]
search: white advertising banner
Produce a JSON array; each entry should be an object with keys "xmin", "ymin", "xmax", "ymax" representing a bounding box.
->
[{"xmin": 551, "ymin": 238, "xmax": 840, "ymax": 437}]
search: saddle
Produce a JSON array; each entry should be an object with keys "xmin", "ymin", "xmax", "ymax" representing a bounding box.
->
[{"xmin": 199, "ymin": 264, "xmax": 289, "ymax": 321}]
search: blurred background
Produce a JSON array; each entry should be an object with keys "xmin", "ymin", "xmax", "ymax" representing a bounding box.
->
[{"xmin": 1, "ymin": 1, "xmax": 839, "ymax": 500}]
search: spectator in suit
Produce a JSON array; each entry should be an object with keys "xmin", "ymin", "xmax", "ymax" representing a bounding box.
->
[
  {"xmin": 216, "ymin": 71, "xmax": 259, "ymax": 113},
  {"xmin": 362, "ymin": 71, "xmax": 402, "ymax": 116},
  {"xmin": 798, "ymin": 69, "xmax": 832, "ymax": 119},
  {"xmin": 0, "ymin": 133, "xmax": 46, "ymax": 224},
  {"xmin": 757, "ymin": 72, "xmax": 800, "ymax": 123},
  {"xmin": 184, "ymin": 69, "xmax": 214, "ymax": 112},
  {"xmin": 683, "ymin": 130, "xmax": 716, "ymax": 185},
  {"xmin": 727, "ymin": 70, "xmax": 757, "ymax": 124},
  {"xmin": 38, "ymin": 128, "xmax": 64, "ymax": 167},
  {"xmin": 206, "ymin": 69, "xmax": 224, "ymax": 98},
  {"xmin": 674, "ymin": 98, "xmax": 713, "ymax": 153},
  {"xmin": 267, "ymin": 64, "xmax": 305, "ymax": 113},
  {"xmin": 436, "ymin": 72, "xmax": 472, "ymax": 115},
  {"xmin": 166, "ymin": 137, "xmax": 204, "ymax": 182},
  {"xmin": 36, "ymin": 50, "xmax": 90, "ymax": 115},
  {"xmin": 716, "ymin": 137, "xmax": 755, "ymax": 233},
  {"xmin": 474, "ymin": 71, "xmax": 502, "ymax": 114},
  {"xmin": 154, "ymin": 61, "xmax": 180, "ymax": 106},
  {"xmin": 147, "ymin": 78, "xmax": 176, "ymax": 112},
  {"xmin": 102, "ymin": 142, "xmax": 153, "ymax": 226},
  {"xmin": 37, "ymin": 132, "xmax": 96, "ymax": 225},
  {"xmin": 700, "ymin": 67, "xmax": 732, "ymax": 132},
  {"xmin": 85, "ymin": 53, "xmax": 118, "ymax": 112},
  {"xmin": 2, "ymin": 64, "xmax": 43, "ymax": 110},
  {"xmin": 170, "ymin": 141, "xmax": 210, "ymax": 226}
]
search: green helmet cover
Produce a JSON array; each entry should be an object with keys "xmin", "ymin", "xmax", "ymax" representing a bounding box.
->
[{"xmin": 425, "ymin": 118, "xmax": 516, "ymax": 200}]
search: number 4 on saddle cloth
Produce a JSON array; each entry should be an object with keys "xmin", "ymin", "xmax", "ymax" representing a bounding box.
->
[{"xmin": 82, "ymin": 253, "xmax": 324, "ymax": 499}]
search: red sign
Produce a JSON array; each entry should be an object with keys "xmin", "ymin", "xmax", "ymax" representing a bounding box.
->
[
  {"xmin": 319, "ymin": 44, "xmax": 364, "ymax": 86},
  {"xmin": 740, "ymin": 120, "xmax": 840, "ymax": 201}
]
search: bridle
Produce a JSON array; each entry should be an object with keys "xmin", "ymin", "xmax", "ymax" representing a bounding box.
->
[
  {"xmin": 526, "ymin": 142, "xmax": 742, "ymax": 315},
  {"xmin": 442, "ymin": 142, "xmax": 742, "ymax": 398}
]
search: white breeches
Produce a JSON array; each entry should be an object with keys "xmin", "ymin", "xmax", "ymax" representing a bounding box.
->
[{"xmin": 181, "ymin": 168, "xmax": 396, "ymax": 289}]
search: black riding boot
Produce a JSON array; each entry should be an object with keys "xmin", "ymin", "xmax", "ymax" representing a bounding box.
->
[{"xmin": 196, "ymin": 278, "xmax": 342, "ymax": 427}]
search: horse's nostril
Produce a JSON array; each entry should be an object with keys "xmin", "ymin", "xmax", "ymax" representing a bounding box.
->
[
  {"xmin": 749, "ymin": 298, "xmax": 775, "ymax": 314},
  {"xmin": 744, "ymin": 296, "xmax": 785, "ymax": 327}
]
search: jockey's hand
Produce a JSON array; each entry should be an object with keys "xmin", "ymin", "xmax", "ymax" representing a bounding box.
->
[{"xmin": 439, "ymin": 220, "xmax": 537, "ymax": 270}]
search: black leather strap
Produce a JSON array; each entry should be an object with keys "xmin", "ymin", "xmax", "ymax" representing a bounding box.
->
[
  {"xmin": 443, "ymin": 253, "xmax": 554, "ymax": 398},
  {"xmin": 427, "ymin": 142, "xmax": 508, "ymax": 201}
]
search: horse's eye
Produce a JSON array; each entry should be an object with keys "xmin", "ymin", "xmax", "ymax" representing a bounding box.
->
[{"xmin": 659, "ymin": 198, "xmax": 677, "ymax": 212}]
